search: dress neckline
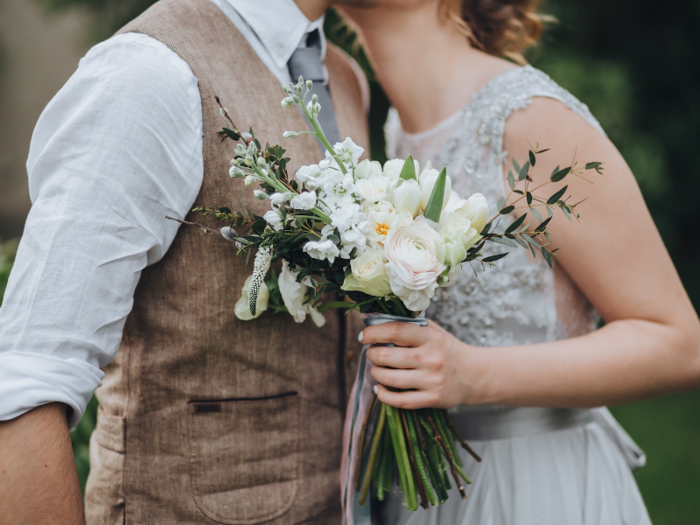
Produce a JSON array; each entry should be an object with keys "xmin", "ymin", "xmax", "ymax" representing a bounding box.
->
[{"xmin": 395, "ymin": 65, "xmax": 530, "ymax": 140}]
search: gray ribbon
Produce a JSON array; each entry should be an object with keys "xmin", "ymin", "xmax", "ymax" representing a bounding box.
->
[{"xmin": 288, "ymin": 29, "xmax": 341, "ymax": 152}]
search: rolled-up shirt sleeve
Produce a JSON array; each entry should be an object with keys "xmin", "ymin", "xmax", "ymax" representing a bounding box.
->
[{"xmin": 0, "ymin": 33, "xmax": 203, "ymax": 429}]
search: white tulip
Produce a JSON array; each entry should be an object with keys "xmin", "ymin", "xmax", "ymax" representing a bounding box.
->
[
  {"xmin": 384, "ymin": 217, "xmax": 446, "ymax": 312},
  {"xmin": 419, "ymin": 169, "xmax": 452, "ymax": 211},
  {"xmin": 392, "ymin": 179, "xmax": 422, "ymax": 218},
  {"xmin": 234, "ymin": 275, "xmax": 269, "ymax": 321},
  {"xmin": 355, "ymin": 159, "xmax": 383, "ymax": 180},
  {"xmin": 382, "ymin": 158, "xmax": 420, "ymax": 181},
  {"xmin": 278, "ymin": 261, "xmax": 326, "ymax": 327},
  {"xmin": 263, "ymin": 210, "xmax": 284, "ymax": 231},
  {"xmin": 459, "ymin": 193, "xmax": 490, "ymax": 233}
]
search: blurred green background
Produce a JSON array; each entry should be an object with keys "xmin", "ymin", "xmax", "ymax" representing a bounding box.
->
[{"xmin": 1, "ymin": 1, "xmax": 699, "ymax": 523}]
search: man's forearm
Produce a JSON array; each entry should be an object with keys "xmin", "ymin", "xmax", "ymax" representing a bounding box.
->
[{"xmin": 0, "ymin": 403, "xmax": 85, "ymax": 525}]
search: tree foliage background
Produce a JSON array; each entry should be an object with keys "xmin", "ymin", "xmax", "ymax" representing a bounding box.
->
[{"xmin": 1, "ymin": 1, "xmax": 698, "ymax": 523}]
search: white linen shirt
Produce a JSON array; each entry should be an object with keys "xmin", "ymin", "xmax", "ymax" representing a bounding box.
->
[{"xmin": 0, "ymin": 0, "xmax": 340, "ymax": 429}]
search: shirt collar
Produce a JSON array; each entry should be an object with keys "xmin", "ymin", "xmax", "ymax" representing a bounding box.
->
[{"xmin": 225, "ymin": 0, "xmax": 326, "ymax": 71}]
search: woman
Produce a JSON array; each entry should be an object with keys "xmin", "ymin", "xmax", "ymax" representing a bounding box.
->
[{"xmin": 341, "ymin": 0, "xmax": 700, "ymax": 523}]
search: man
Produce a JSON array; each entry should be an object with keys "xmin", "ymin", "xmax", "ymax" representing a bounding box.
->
[{"xmin": 0, "ymin": 0, "xmax": 375, "ymax": 523}]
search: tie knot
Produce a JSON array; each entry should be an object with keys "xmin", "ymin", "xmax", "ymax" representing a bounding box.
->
[{"xmin": 288, "ymin": 47, "xmax": 324, "ymax": 83}]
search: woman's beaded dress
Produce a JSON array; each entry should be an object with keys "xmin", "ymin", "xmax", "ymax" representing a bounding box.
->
[{"xmin": 381, "ymin": 66, "xmax": 651, "ymax": 525}]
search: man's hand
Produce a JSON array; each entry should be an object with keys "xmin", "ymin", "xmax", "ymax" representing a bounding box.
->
[
  {"xmin": 362, "ymin": 320, "xmax": 485, "ymax": 410},
  {"xmin": 0, "ymin": 403, "xmax": 85, "ymax": 525}
]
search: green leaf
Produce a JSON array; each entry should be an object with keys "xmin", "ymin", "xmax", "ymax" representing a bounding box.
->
[
  {"xmin": 537, "ymin": 148, "xmax": 550, "ymax": 154},
  {"xmin": 514, "ymin": 237, "xmax": 528, "ymax": 248},
  {"xmin": 534, "ymin": 216, "xmax": 552, "ymax": 233},
  {"xmin": 500, "ymin": 205, "xmax": 515, "ymax": 215},
  {"xmin": 543, "ymin": 249, "xmax": 554, "ymax": 268},
  {"xmin": 505, "ymin": 213, "xmax": 527, "ymax": 233},
  {"xmin": 585, "ymin": 161, "xmax": 602, "ymax": 170},
  {"xmin": 530, "ymin": 206, "xmax": 542, "ymax": 222},
  {"xmin": 507, "ymin": 170, "xmax": 515, "ymax": 189},
  {"xmin": 480, "ymin": 222, "xmax": 492, "ymax": 235},
  {"xmin": 521, "ymin": 234, "xmax": 541, "ymax": 248},
  {"xmin": 526, "ymin": 192, "xmax": 532, "ymax": 205},
  {"xmin": 518, "ymin": 220, "xmax": 534, "ymax": 233},
  {"xmin": 490, "ymin": 236, "xmax": 518, "ymax": 248},
  {"xmin": 482, "ymin": 253, "xmax": 508, "ymax": 263},
  {"xmin": 399, "ymin": 155, "xmax": 417, "ymax": 180},
  {"xmin": 423, "ymin": 167, "xmax": 448, "ymax": 223},
  {"xmin": 529, "ymin": 150, "xmax": 536, "ymax": 166},
  {"xmin": 550, "ymin": 167, "xmax": 571, "ymax": 182},
  {"xmin": 547, "ymin": 185, "xmax": 568, "ymax": 205},
  {"xmin": 513, "ymin": 158, "xmax": 521, "ymax": 174},
  {"xmin": 518, "ymin": 161, "xmax": 530, "ymax": 180},
  {"xmin": 497, "ymin": 196, "xmax": 506, "ymax": 211},
  {"xmin": 219, "ymin": 127, "xmax": 241, "ymax": 141},
  {"xmin": 547, "ymin": 206, "xmax": 553, "ymax": 218}
]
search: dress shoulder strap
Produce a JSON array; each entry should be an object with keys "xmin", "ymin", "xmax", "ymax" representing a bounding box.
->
[{"xmin": 469, "ymin": 65, "xmax": 605, "ymax": 164}]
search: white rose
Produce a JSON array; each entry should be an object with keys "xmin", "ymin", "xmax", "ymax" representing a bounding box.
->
[
  {"xmin": 278, "ymin": 261, "xmax": 326, "ymax": 327},
  {"xmin": 439, "ymin": 212, "xmax": 481, "ymax": 251},
  {"xmin": 384, "ymin": 217, "xmax": 446, "ymax": 312},
  {"xmin": 391, "ymin": 179, "xmax": 422, "ymax": 218},
  {"xmin": 355, "ymin": 176, "xmax": 390, "ymax": 203},
  {"xmin": 355, "ymin": 159, "xmax": 383, "ymax": 180},
  {"xmin": 234, "ymin": 275, "xmax": 269, "ymax": 320},
  {"xmin": 419, "ymin": 169, "xmax": 452, "ymax": 211},
  {"xmin": 263, "ymin": 210, "xmax": 284, "ymax": 231},
  {"xmin": 341, "ymin": 248, "xmax": 392, "ymax": 297},
  {"xmin": 303, "ymin": 237, "xmax": 340, "ymax": 264},
  {"xmin": 459, "ymin": 193, "xmax": 489, "ymax": 233},
  {"xmin": 290, "ymin": 191, "xmax": 317, "ymax": 210}
]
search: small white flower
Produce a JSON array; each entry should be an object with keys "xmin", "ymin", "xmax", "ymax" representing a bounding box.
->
[
  {"xmin": 331, "ymin": 137, "xmax": 364, "ymax": 168},
  {"xmin": 330, "ymin": 203, "xmax": 364, "ymax": 233},
  {"xmin": 281, "ymin": 97, "xmax": 294, "ymax": 107},
  {"xmin": 290, "ymin": 191, "xmax": 317, "ymax": 210},
  {"xmin": 303, "ymin": 238, "xmax": 340, "ymax": 264},
  {"xmin": 254, "ymin": 190, "xmax": 269, "ymax": 201},
  {"xmin": 283, "ymin": 131, "xmax": 299, "ymax": 139},
  {"xmin": 219, "ymin": 107, "xmax": 229, "ymax": 118},
  {"xmin": 356, "ymin": 176, "xmax": 390, "ymax": 204},
  {"xmin": 270, "ymin": 192, "xmax": 293, "ymax": 206},
  {"xmin": 321, "ymin": 171, "xmax": 357, "ymax": 208},
  {"xmin": 244, "ymin": 175, "xmax": 256, "ymax": 186},
  {"xmin": 263, "ymin": 210, "xmax": 284, "ymax": 231}
]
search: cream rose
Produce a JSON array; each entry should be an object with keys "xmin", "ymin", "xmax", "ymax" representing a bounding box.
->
[
  {"xmin": 341, "ymin": 248, "xmax": 392, "ymax": 297},
  {"xmin": 234, "ymin": 275, "xmax": 269, "ymax": 320},
  {"xmin": 384, "ymin": 217, "xmax": 446, "ymax": 311}
]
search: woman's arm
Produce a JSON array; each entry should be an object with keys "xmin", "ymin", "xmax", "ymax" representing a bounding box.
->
[{"xmin": 362, "ymin": 98, "xmax": 700, "ymax": 409}]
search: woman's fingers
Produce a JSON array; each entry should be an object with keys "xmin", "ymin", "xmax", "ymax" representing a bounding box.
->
[
  {"xmin": 366, "ymin": 344, "xmax": 423, "ymax": 369},
  {"xmin": 360, "ymin": 321, "xmax": 432, "ymax": 348},
  {"xmin": 374, "ymin": 384, "xmax": 439, "ymax": 410},
  {"xmin": 370, "ymin": 365, "xmax": 425, "ymax": 390}
]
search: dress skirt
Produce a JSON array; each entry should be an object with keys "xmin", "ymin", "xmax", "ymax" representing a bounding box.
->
[{"xmin": 378, "ymin": 412, "xmax": 652, "ymax": 525}]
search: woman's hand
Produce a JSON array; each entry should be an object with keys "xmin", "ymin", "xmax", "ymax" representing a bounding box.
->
[{"xmin": 361, "ymin": 320, "xmax": 485, "ymax": 410}]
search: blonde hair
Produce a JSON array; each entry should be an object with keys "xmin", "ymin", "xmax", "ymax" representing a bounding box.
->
[{"xmin": 439, "ymin": 0, "xmax": 550, "ymax": 64}]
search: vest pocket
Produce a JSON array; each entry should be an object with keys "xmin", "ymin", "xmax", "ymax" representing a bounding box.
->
[{"xmin": 187, "ymin": 392, "xmax": 300, "ymax": 524}]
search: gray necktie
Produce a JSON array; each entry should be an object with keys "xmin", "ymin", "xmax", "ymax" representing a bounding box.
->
[{"xmin": 287, "ymin": 29, "xmax": 341, "ymax": 152}]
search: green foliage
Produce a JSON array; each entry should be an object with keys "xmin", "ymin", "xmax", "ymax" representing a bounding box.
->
[{"xmin": 0, "ymin": 238, "xmax": 18, "ymax": 304}]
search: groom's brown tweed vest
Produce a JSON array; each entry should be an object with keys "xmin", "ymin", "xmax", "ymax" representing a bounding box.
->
[{"xmin": 84, "ymin": 1, "xmax": 367, "ymax": 523}]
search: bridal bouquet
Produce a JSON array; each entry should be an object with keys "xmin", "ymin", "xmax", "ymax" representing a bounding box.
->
[{"xmin": 187, "ymin": 76, "xmax": 602, "ymax": 513}]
